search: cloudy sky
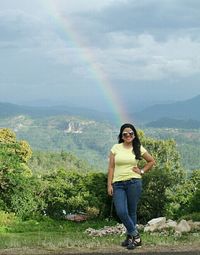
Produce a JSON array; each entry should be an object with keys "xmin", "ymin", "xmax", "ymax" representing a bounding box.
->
[{"xmin": 0, "ymin": 0, "xmax": 200, "ymax": 112}]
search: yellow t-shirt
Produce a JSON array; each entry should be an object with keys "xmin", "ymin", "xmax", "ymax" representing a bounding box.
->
[{"xmin": 111, "ymin": 143, "xmax": 147, "ymax": 183}]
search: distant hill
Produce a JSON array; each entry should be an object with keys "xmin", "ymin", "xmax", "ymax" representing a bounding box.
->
[
  {"xmin": 0, "ymin": 103, "xmax": 199, "ymax": 171},
  {"xmin": 134, "ymin": 95, "xmax": 200, "ymax": 124},
  {"xmin": 146, "ymin": 118, "xmax": 200, "ymax": 129},
  {"xmin": 0, "ymin": 114, "xmax": 117, "ymax": 169},
  {"xmin": 0, "ymin": 102, "xmax": 114, "ymax": 123}
]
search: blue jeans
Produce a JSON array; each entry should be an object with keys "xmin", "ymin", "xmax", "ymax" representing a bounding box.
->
[{"xmin": 113, "ymin": 178, "xmax": 142, "ymax": 237}]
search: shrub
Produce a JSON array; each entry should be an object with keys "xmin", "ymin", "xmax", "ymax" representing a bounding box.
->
[
  {"xmin": 0, "ymin": 211, "xmax": 17, "ymax": 227},
  {"xmin": 180, "ymin": 212, "xmax": 200, "ymax": 222},
  {"xmin": 137, "ymin": 135, "xmax": 185, "ymax": 223},
  {"xmin": 43, "ymin": 169, "xmax": 112, "ymax": 219},
  {"xmin": 164, "ymin": 169, "xmax": 200, "ymax": 219}
]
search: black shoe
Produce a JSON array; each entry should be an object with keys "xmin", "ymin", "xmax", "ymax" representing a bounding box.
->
[
  {"xmin": 121, "ymin": 235, "xmax": 133, "ymax": 247},
  {"xmin": 126, "ymin": 234, "xmax": 142, "ymax": 250}
]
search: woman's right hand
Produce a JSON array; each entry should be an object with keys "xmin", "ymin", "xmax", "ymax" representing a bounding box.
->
[{"xmin": 107, "ymin": 184, "xmax": 113, "ymax": 196}]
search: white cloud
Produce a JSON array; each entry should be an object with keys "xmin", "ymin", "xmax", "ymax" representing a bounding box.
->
[
  {"xmin": 87, "ymin": 33, "xmax": 200, "ymax": 81},
  {"xmin": 37, "ymin": 31, "xmax": 200, "ymax": 82}
]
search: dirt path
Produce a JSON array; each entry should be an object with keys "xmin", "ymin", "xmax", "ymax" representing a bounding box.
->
[{"xmin": 0, "ymin": 244, "xmax": 199, "ymax": 255}]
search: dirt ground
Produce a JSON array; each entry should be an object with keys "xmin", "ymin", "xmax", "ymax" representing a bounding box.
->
[{"xmin": 0, "ymin": 243, "xmax": 199, "ymax": 255}]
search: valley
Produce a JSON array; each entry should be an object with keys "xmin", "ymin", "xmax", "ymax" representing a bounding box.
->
[{"xmin": 0, "ymin": 114, "xmax": 199, "ymax": 172}]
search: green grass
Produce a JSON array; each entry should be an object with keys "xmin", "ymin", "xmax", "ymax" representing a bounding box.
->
[{"xmin": 0, "ymin": 217, "xmax": 199, "ymax": 253}]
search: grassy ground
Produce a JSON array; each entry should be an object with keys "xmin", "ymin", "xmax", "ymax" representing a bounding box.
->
[{"xmin": 0, "ymin": 218, "xmax": 199, "ymax": 254}]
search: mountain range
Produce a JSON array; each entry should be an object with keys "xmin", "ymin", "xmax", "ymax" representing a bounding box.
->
[
  {"xmin": 0, "ymin": 102, "xmax": 114, "ymax": 123},
  {"xmin": 0, "ymin": 94, "xmax": 200, "ymax": 128},
  {"xmin": 133, "ymin": 94, "xmax": 200, "ymax": 127},
  {"xmin": 0, "ymin": 96, "xmax": 199, "ymax": 170}
]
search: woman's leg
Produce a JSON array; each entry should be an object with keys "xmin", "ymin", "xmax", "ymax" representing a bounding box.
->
[
  {"xmin": 126, "ymin": 179, "xmax": 142, "ymax": 236},
  {"xmin": 113, "ymin": 182, "xmax": 135, "ymax": 236}
]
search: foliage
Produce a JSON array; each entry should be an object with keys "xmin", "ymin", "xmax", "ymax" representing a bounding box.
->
[
  {"xmin": 0, "ymin": 128, "xmax": 45, "ymax": 219},
  {"xmin": 188, "ymin": 170, "xmax": 200, "ymax": 213},
  {"xmin": 1, "ymin": 114, "xmax": 200, "ymax": 171},
  {"xmin": 12, "ymin": 116, "xmax": 116, "ymax": 169},
  {"xmin": 4, "ymin": 173, "xmax": 46, "ymax": 220},
  {"xmin": 145, "ymin": 127, "xmax": 200, "ymax": 171},
  {"xmin": 0, "ymin": 128, "xmax": 32, "ymax": 177},
  {"xmin": 165, "ymin": 169, "xmax": 200, "ymax": 219},
  {"xmin": 0, "ymin": 127, "xmax": 199, "ymax": 223},
  {"xmin": 137, "ymin": 132, "xmax": 185, "ymax": 223},
  {"xmin": 0, "ymin": 211, "xmax": 17, "ymax": 227},
  {"xmin": 28, "ymin": 150, "xmax": 94, "ymax": 174},
  {"xmin": 43, "ymin": 169, "xmax": 111, "ymax": 219},
  {"xmin": 180, "ymin": 212, "xmax": 200, "ymax": 222}
]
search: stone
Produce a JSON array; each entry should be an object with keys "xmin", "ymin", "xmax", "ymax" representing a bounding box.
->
[
  {"xmin": 144, "ymin": 225, "xmax": 157, "ymax": 232},
  {"xmin": 148, "ymin": 217, "xmax": 166, "ymax": 226},
  {"xmin": 187, "ymin": 220, "xmax": 200, "ymax": 231},
  {"xmin": 176, "ymin": 219, "xmax": 191, "ymax": 233},
  {"xmin": 166, "ymin": 219, "xmax": 177, "ymax": 228},
  {"xmin": 66, "ymin": 213, "xmax": 88, "ymax": 222}
]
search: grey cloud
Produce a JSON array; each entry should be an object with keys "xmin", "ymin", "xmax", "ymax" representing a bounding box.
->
[
  {"xmin": 68, "ymin": 0, "xmax": 200, "ymax": 44},
  {"xmin": 0, "ymin": 0, "xmax": 199, "ymax": 110},
  {"xmin": 0, "ymin": 10, "xmax": 55, "ymax": 50},
  {"xmin": 94, "ymin": 0, "xmax": 200, "ymax": 31},
  {"xmin": 0, "ymin": 10, "xmax": 40, "ymax": 39}
]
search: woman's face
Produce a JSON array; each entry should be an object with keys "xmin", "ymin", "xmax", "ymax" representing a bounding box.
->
[{"xmin": 121, "ymin": 127, "xmax": 135, "ymax": 143}]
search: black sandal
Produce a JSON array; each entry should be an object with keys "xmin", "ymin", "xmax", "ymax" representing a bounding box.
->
[
  {"xmin": 121, "ymin": 235, "xmax": 132, "ymax": 247},
  {"xmin": 126, "ymin": 234, "xmax": 142, "ymax": 250}
]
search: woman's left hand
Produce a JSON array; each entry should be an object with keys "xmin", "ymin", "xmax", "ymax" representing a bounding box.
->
[{"xmin": 132, "ymin": 166, "xmax": 141, "ymax": 174}]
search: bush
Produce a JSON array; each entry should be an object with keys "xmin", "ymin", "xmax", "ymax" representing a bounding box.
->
[
  {"xmin": 188, "ymin": 170, "xmax": 200, "ymax": 213},
  {"xmin": 43, "ymin": 169, "xmax": 112, "ymax": 219},
  {"xmin": 137, "ymin": 135, "xmax": 185, "ymax": 223},
  {"xmin": 1, "ymin": 172, "xmax": 46, "ymax": 220},
  {"xmin": 180, "ymin": 212, "xmax": 200, "ymax": 222},
  {"xmin": 0, "ymin": 211, "xmax": 17, "ymax": 227},
  {"xmin": 164, "ymin": 169, "xmax": 200, "ymax": 219}
]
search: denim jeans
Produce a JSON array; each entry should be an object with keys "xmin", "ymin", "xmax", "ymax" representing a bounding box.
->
[{"xmin": 113, "ymin": 178, "xmax": 142, "ymax": 237}]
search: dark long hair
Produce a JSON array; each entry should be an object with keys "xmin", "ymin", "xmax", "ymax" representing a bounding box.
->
[{"xmin": 118, "ymin": 123, "xmax": 142, "ymax": 160}]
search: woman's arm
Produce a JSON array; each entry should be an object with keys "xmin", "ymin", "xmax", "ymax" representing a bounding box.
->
[
  {"xmin": 133, "ymin": 152, "xmax": 156, "ymax": 175},
  {"xmin": 107, "ymin": 152, "xmax": 115, "ymax": 196}
]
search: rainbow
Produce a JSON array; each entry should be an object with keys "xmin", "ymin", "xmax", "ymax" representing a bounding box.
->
[{"xmin": 42, "ymin": 1, "xmax": 131, "ymax": 126}]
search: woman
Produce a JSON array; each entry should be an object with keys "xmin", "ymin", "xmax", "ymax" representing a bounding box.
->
[{"xmin": 107, "ymin": 123, "xmax": 155, "ymax": 250}]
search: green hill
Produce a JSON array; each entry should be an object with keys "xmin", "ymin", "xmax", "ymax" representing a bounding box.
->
[
  {"xmin": 146, "ymin": 118, "xmax": 200, "ymax": 129},
  {"xmin": 1, "ymin": 102, "xmax": 200, "ymax": 171},
  {"xmin": 0, "ymin": 114, "xmax": 117, "ymax": 169},
  {"xmin": 0, "ymin": 102, "xmax": 115, "ymax": 123},
  {"xmin": 134, "ymin": 95, "xmax": 200, "ymax": 123}
]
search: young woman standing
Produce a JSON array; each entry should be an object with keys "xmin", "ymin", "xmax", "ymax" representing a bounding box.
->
[{"xmin": 107, "ymin": 123, "xmax": 155, "ymax": 250}]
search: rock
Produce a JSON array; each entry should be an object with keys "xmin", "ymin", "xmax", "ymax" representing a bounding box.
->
[
  {"xmin": 175, "ymin": 219, "xmax": 191, "ymax": 233},
  {"xmin": 145, "ymin": 217, "xmax": 167, "ymax": 232},
  {"xmin": 157, "ymin": 223, "xmax": 170, "ymax": 231},
  {"xmin": 66, "ymin": 213, "xmax": 88, "ymax": 222},
  {"xmin": 148, "ymin": 217, "xmax": 166, "ymax": 226},
  {"xmin": 137, "ymin": 224, "xmax": 145, "ymax": 231},
  {"xmin": 166, "ymin": 219, "xmax": 177, "ymax": 228},
  {"xmin": 174, "ymin": 230, "xmax": 182, "ymax": 237},
  {"xmin": 187, "ymin": 220, "xmax": 200, "ymax": 231},
  {"xmin": 85, "ymin": 223, "xmax": 126, "ymax": 237},
  {"xmin": 144, "ymin": 225, "xmax": 157, "ymax": 232}
]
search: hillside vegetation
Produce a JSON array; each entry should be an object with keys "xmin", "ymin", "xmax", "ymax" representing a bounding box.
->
[
  {"xmin": 0, "ymin": 112, "xmax": 200, "ymax": 171},
  {"xmin": 0, "ymin": 115, "xmax": 116, "ymax": 169},
  {"xmin": 145, "ymin": 128, "xmax": 200, "ymax": 171},
  {"xmin": 0, "ymin": 127, "xmax": 199, "ymax": 253},
  {"xmin": 1, "ymin": 127, "xmax": 199, "ymax": 223}
]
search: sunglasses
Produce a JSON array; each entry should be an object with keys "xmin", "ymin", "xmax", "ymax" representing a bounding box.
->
[{"xmin": 122, "ymin": 131, "xmax": 134, "ymax": 137}]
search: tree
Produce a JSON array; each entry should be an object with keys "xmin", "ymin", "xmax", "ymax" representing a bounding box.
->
[
  {"xmin": 0, "ymin": 128, "xmax": 45, "ymax": 219},
  {"xmin": 137, "ymin": 131, "xmax": 185, "ymax": 222}
]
